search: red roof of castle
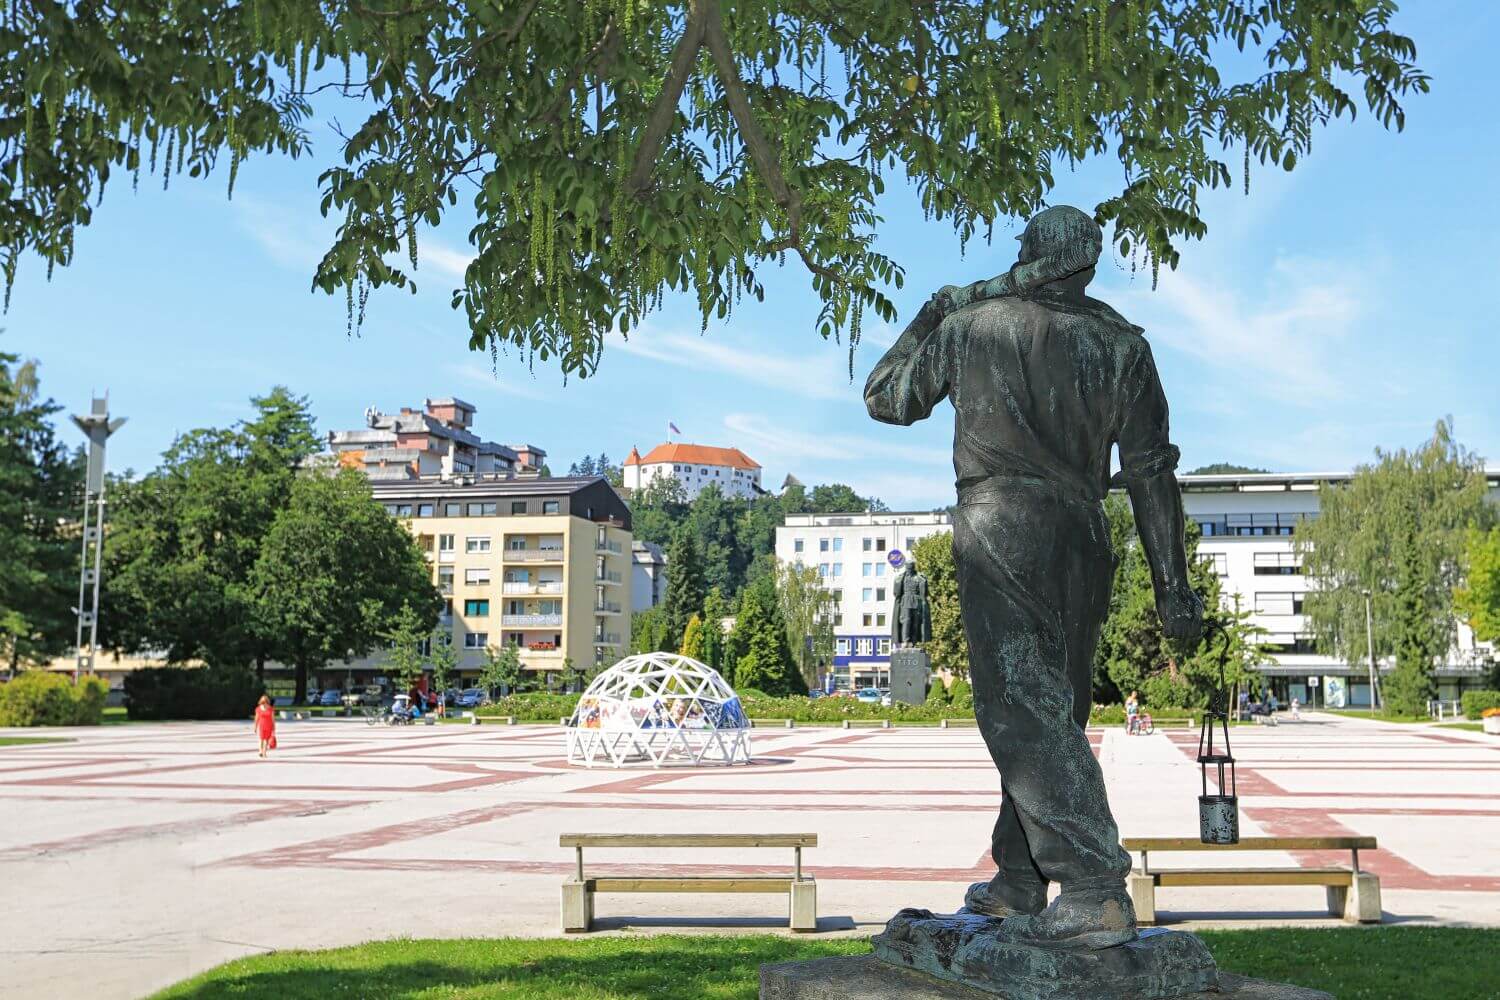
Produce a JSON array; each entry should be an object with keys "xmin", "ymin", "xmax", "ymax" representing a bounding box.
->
[{"xmin": 625, "ymin": 442, "xmax": 761, "ymax": 470}]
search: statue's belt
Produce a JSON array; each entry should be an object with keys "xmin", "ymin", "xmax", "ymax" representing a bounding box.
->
[{"xmin": 956, "ymin": 474, "xmax": 1102, "ymax": 507}]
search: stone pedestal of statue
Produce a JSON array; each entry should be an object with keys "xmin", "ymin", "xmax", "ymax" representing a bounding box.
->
[
  {"xmin": 759, "ymin": 909, "xmax": 1332, "ymax": 1000},
  {"xmin": 889, "ymin": 647, "xmax": 930, "ymax": 706}
]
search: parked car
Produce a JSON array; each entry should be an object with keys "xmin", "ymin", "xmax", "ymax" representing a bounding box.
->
[
  {"xmin": 318, "ymin": 689, "xmax": 343, "ymax": 707},
  {"xmin": 854, "ymin": 688, "xmax": 883, "ymax": 704},
  {"xmin": 879, "ymin": 687, "xmax": 893, "ymax": 708},
  {"xmin": 456, "ymin": 688, "xmax": 489, "ymax": 709}
]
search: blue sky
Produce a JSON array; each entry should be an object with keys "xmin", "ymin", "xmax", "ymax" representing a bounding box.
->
[{"xmin": 7, "ymin": 4, "xmax": 1497, "ymax": 510}]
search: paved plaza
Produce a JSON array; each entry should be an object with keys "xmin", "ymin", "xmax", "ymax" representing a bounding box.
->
[{"xmin": 1, "ymin": 713, "xmax": 1496, "ymax": 999}]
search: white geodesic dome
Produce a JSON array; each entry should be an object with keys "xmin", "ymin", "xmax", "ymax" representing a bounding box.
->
[{"xmin": 565, "ymin": 652, "xmax": 751, "ymax": 767}]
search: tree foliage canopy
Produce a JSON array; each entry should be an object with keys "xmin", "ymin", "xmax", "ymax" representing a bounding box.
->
[
  {"xmin": 1456, "ymin": 527, "xmax": 1500, "ymax": 649},
  {"xmin": 7, "ymin": 0, "xmax": 1425, "ymax": 371},
  {"xmin": 910, "ymin": 530, "xmax": 967, "ymax": 680}
]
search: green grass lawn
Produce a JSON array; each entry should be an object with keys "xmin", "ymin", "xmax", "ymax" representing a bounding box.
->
[
  {"xmin": 0, "ymin": 736, "xmax": 72, "ymax": 746},
  {"xmin": 1437, "ymin": 721, "xmax": 1487, "ymax": 733},
  {"xmin": 149, "ymin": 927, "xmax": 1497, "ymax": 1000},
  {"xmin": 1320, "ymin": 708, "xmax": 1436, "ymax": 724}
]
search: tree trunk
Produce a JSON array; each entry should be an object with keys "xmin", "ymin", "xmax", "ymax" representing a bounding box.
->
[
  {"xmin": 256, "ymin": 654, "xmax": 265, "ymax": 684},
  {"xmin": 294, "ymin": 661, "xmax": 308, "ymax": 704}
]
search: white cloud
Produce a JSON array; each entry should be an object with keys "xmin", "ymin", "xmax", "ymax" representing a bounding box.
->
[
  {"xmin": 421, "ymin": 242, "xmax": 473, "ymax": 283},
  {"xmin": 445, "ymin": 362, "xmax": 555, "ymax": 401},
  {"xmin": 613, "ymin": 326, "xmax": 862, "ymax": 402}
]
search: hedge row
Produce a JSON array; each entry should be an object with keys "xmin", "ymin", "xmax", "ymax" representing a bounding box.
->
[
  {"xmin": 474, "ymin": 692, "xmax": 1200, "ymax": 727},
  {"xmin": 1461, "ymin": 690, "xmax": 1500, "ymax": 720},
  {"xmin": 0, "ymin": 671, "xmax": 108, "ymax": 726},
  {"xmin": 123, "ymin": 667, "xmax": 262, "ymax": 721}
]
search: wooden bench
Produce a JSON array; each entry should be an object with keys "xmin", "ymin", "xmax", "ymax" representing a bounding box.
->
[
  {"xmin": 559, "ymin": 833, "xmax": 817, "ymax": 933},
  {"xmin": 1123, "ymin": 836, "xmax": 1381, "ymax": 925}
]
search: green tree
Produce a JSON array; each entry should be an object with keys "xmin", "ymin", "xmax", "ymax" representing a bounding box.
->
[
  {"xmin": 428, "ymin": 626, "xmax": 458, "ymax": 701},
  {"xmin": 679, "ymin": 614, "xmax": 705, "ymax": 661},
  {"xmin": 381, "ymin": 601, "xmax": 429, "ymax": 695},
  {"xmin": 101, "ymin": 388, "xmax": 320, "ymax": 676},
  {"xmin": 948, "ymin": 678, "xmax": 974, "ymax": 711},
  {"xmin": 1185, "ymin": 463, "xmax": 1270, "ymax": 475},
  {"xmin": 252, "ymin": 469, "xmax": 440, "ymax": 702},
  {"xmin": 730, "ymin": 578, "xmax": 801, "ymax": 696},
  {"xmin": 1383, "ymin": 509, "xmax": 1443, "ymax": 715},
  {"xmin": 479, "ymin": 641, "xmax": 523, "ymax": 697},
  {"xmin": 0, "ymin": 348, "xmax": 82, "ymax": 673},
  {"xmin": 925, "ymin": 673, "xmax": 950, "ymax": 707},
  {"xmin": 10, "ymin": 3, "xmax": 1426, "ymax": 375},
  {"xmin": 1096, "ymin": 499, "xmax": 1264, "ymax": 709},
  {"xmin": 775, "ymin": 559, "xmax": 834, "ymax": 690},
  {"xmin": 806, "ymin": 483, "xmax": 875, "ymax": 514},
  {"xmin": 1297, "ymin": 420, "xmax": 1494, "ymax": 698},
  {"xmin": 910, "ymin": 532, "xmax": 968, "ymax": 681},
  {"xmin": 561, "ymin": 656, "xmax": 588, "ymax": 693},
  {"xmin": 661, "ymin": 526, "xmax": 707, "ymax": 648},
  {"xmin": 699, "ymin": 587, "xmax": 729, "ymax": 674},
  {"xmin": 630, "ymin": 606, "xmax": 672, "ymax": 654},
  {"xmin": 1456, "ymin": 527, "xmax": 1500, "ymax": 647},
  {"xmin": 629, "ymin": 477, "xmax": 691, "ymax": 549}
]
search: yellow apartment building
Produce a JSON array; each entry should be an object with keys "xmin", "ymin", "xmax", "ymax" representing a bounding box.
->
[{"xmin": 371, "ymin": 474, "xmax": 633, "ymax": 683}]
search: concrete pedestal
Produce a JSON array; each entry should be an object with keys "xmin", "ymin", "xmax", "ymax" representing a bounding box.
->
[
  {"xmin": 889, "ymin": 647, "xmax": 931, "ymax": 706},
  {"xmin": 759, "ymin": 955, "xmax": 1333, "ymax": 1000}
]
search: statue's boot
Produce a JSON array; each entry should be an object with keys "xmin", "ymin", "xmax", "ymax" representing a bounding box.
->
[
  {"xmin": 998, "ymin": 883, "xmax": 1137, "ymax": 950},
  {"xmin": 963, "ymin": 876, "xmax": 1047, "ymax": 918}
]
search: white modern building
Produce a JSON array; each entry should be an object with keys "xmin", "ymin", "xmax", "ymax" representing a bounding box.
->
[
  {"xmin": 1181, "ymin": 470, "xmax": 1499, "ymax": 709},
  {"xmin": 622, "ymin": 442, "xmax": 762, "ymax": 499},
  {"xmin": 775, "ymin": 511, "xmax": 954, "ymax": 691},
  {"xmin": 632, "ymin": 540, "xmax": 668, "ymax": 612}
]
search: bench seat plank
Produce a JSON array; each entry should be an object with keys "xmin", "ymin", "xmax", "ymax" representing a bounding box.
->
[
  {"xmin": 560, "ymin": 833, "xmax": 817, "ymax": 848},
  {"xmin": 587, "ymin": 876, "xmax": 810, "ymax": 893},
  {"xmin": 1122, "ymin": 836, "xmax": 1375, "ymax": 852},
  {"xmin": 1149, "ymin": 868, "xmax": 1353, "ymax": 887}
]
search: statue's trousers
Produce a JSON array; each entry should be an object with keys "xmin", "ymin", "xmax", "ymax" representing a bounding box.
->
[{"xmin": 954, "ymin": 482, "xmax": 1132, "ymax": 888}]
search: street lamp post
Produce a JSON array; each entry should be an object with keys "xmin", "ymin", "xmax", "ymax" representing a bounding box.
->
[{"xmin": 1361, "ymin": 589, "xmax": 1379, "ymax": 714}]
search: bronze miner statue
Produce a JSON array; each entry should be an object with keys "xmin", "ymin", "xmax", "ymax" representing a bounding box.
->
[{"xmin": 865, "ymin": 205, "xmax": 1204, "ymax": 951}]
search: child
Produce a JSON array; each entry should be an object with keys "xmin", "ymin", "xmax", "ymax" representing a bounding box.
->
[{"xmin": 254, "ymin": 694, "xmax": 276, "ymax": 758}]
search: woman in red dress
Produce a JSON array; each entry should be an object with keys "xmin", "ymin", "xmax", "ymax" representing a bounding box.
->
[{"xmin": 254, "ymin": 694, "xmax": 276, "ymax": 758}]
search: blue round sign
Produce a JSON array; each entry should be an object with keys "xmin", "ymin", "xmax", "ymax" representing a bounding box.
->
[{"xmin": 887, "ymin": 549, "xmax": 905, "ymax": 569}]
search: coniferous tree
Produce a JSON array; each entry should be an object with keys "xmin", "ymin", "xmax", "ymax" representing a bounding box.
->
[
  {"xmin": 661, "ymin": 526, "xmax": 707, "ymax": 650},
  {"xmin": 1384, "ymin": 510, "xmax": 1443, "ymax": 715},
  {"xmin": 679, "ymin": 615, "xmax": 705, "ymax": 661},
  {"xmin": 699, "ymin": 588, "xmax": 729, "ymax": 674},
  {"xmin": 730, "ymin": 579, "xmax": 801, "ymax": 696}
]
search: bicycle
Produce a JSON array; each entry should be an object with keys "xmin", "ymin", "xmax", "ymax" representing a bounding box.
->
[
  {"xmin": 1126, "ymin": 711, "xmax": 1154, "ymax": 736},
  {"xmin": 362, "ymin": 705, "xmax": 384, "ymax": 726}
]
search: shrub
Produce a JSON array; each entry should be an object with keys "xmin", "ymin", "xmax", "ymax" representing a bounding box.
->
[
  {"xmin": 948, "ymin": 678, "xmax": 974, "ymax": 710},
  {"xmin": 0, "ymin": 671, "xmax": 108, "ymax": 726},
  {"xmin": 925, "ymin": 676, "xmax": 950, "ymax": 706},
  {"xmin": 1461, "ymin": 690, "xmax": 1500, "ymax": 720},
  {"xmin": 123, "ymin": 667, "xmax": 261, "ymax": 721},
  {"xmin": 477, "ymin": 692, "xmax": 583, "ymax": 721}
]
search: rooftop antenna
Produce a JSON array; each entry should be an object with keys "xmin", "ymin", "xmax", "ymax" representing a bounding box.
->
[{"xmin": 70, "ymin": 394, "xmax": 126, "ymax": 682}]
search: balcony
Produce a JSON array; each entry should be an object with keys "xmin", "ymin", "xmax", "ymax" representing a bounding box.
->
[
  {"xmin": 595, "ymin": 570, "xmax": 623, "ymax": 585},
  {"xmin": 595, "ymin": 539, "xmax": 623, "ymax": 554},
  {"xmin": 502, "ymin": 581, "xmax": 564, "ymax": 595},
  {"xmin": 439, "ymin": 582, "xmax": 454, "ymax": 596},
  {"xmin": 521, "ymin": 648, "xmax": 565, "ymax": 664},
  {"xmin": 592, "ymin": 632, "xmax": 622, "ymax": 646},
  {"xmin": 501, "ymin": 613, "xmax": 563, "ymax": 628},
  {"xmin": 593, "ymin": 601, "xmax": 622, "ymax": 615},
  {"xmin": 504, "ymin": 548, "xmax": 565, "ymax": 563}
]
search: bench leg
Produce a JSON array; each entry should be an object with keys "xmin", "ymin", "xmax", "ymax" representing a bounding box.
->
[
  {"xmin": 789, "ymin": 880, "xmax": 817, "ymax": 932},
  {"xmin": 1345, "ymin": 873, "xmax": 1382, "ymax": 924},
  {"xmin": 1325, "ymin": 884, "xmax": 1348, "ymax": 918},
  {"xmin": 561, "ymin": 879, "xmax": 593, "ymax": 933},
  {"xmin": 1127, "ymin": 873, "xmax": 1157, "ymax": 927}
]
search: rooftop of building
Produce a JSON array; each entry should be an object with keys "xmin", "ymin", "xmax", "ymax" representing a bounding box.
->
[
  {"xmin": 367, "ymin": 473, "xmax": 611, "ymax": 499},
  {"xmin": 1177, "ymin": 468, "xmax": 1500, "ymax": 493},
  {"xmin": 781, "ymin": 511, "xmax": 953, "ymax": 528},
  {"xmin": 626, "ymin": 442, "xmax": 761, "ymax": 470}
]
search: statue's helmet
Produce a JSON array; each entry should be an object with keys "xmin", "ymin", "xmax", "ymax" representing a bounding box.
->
[{"xmin": 1017, "ymin": 205, "xmax": 1103, "ymax": 270}]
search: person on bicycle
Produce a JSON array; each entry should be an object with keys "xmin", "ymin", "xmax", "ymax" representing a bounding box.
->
[{"xmin": 1125, "ymin": 691, "xmax": 1140, "ymax": 736}]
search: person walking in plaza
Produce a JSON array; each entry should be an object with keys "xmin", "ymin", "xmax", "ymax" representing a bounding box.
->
[
  {"xmin": 254, "ymin": 694, "xmax": 276, "ymax": 759},
  {"xmin": 1125, "ymin": 691, "xmax": 1141, "ymax": 736}
]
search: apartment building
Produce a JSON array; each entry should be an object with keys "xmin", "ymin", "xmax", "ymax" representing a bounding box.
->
[
  {"xmin": 1182, "ymin": 470, "xmax": 1500, "ymax": 708},
  {"xmin": 774, "ymin": 511, "xmax": 954, "ymax": 691},
  {"xmin": 370, "ymin": 475, "xmax": 632, "ymax": 680},
  {"xmin": 327, "ymin": 397, "xmax": 546, "ymax": 481},
  {"xmin": 622, "ymin": 442, "xmax": 762, "ymax": 499}
]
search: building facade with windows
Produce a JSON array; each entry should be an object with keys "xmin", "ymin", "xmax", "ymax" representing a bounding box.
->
[
  {"xmin": 326, "ymin": 397, "xmax": 546, "ymax": 482},
  {"xmin": 369, "ymin": 475, "xmax": 632, "ymax": 681},
  {"xmin": 1181, "ymin": 470, "xmax": 1499, "ymax": 709},
  {"xmin": 622, "ymin": 442, "xmax": 762, "ymax": 499},
  {"xmin": 774, "ymin": 511, "xmax": 954, "ymax": 691},
  {"xmin": 631, "ymin": 540, "xmax": 668, "ymax": 612}
]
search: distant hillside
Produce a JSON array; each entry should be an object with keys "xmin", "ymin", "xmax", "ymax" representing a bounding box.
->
[{"xmin": 1185, "ymin": 463, "xmax": 1271, "ymax": 475}]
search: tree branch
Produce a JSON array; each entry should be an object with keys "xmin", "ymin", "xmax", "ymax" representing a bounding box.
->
[
  {"xmin": 538, "ymin": 16, "xmax": 619, "ymax": 128},
  {"xmin": 624, "ymin": 1, "xmax": 709, "ymax": 197}
]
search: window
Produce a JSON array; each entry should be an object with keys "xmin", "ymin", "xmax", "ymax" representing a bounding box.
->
[
  {"xmin": 539, "ymin": 599, "xmax": 562, "ymax": 615},
  {"xmin": 820, "ymin": 538, "xmax": 830, "ymax": 552},
  {"xmin": 862, "ymin": 613, "xmax": 873, "ymax": 627},
  {"xmin": 464, "ymin": 567, "xmax": 491, "ymax": 585},
  {"xmin": 862, "ymin": 563, "xmax": 873, "ymax": 577},
  {"xmin": 542, "ymin": 500, "xmax": 560, "ymax": 514},
  {"xmin": 832, "ymin": 537, "xmax": 843, "ymax": 552},
  {"xmin": 857, "ymin": 638, "xmax": 873, "ymax": 655},
  {"xmin": 438, "ymin": 534, "xmax": 455, "ymax": 552},
  {"xmin": 831, "ymin": 563, "xmax": 843, "ymax": 578},
  {"xmin": 417, "ymin": 503, "xmax": 434, "ymax": 518},
  {"xmin": 511, "ymin": 500, "xmax": 528, "ymax": 515},
  {"xmin": 463, "ymin": 632, "xmax": 489, "ymax": 649},
  {"xmin": 466, "ymin": 501, "xmax": 497, "ymax": 517},
  {"xmin": 862, "ymin": 588, "xmax": 873, "ymax": 602},
  {"xmin": 862, "ymin": 538, "xmax": 873, "ymax": 551},
  {"xmin": 506, "ymin": 600, "xmax": 525, "ymax": 615},
  {"xmin": 1254, "ymin": 592, "xmax": 1303, "ymax": 616},
  {"xmin": 875, "ymin": 538, "xmax": 886, "ymax": 551},
  {"xmin": 876, "ymin": 588, "xmax": 886, "ymax": 602},
  {"xmin": 1200, "ymin": 552, "xmax": 1228, "ymax": 576},
  {"xmin": 836, "ymin": 638, "xmax": 851, "ymax": 655},
  {"xmin": 830, "ymin": 589, "xmax": 843, "ymax": 603},
  {"xmin": 395, "ymin": 504, "xmax": 413, "ymax": 517},
  {"xmin": 464, "ymin": 599, "xmax": 490, "ymax": 616},
  {"xmin": 905, "ymin": 537, "xmax": 917, "ymax": 551},
  {"xmin": 819, "ymin": 563, "xmax": 830, "ymax": 577},
  {"xmin": 878, "ymin": 638, "xmax": 892, "ymax": 655},
  {"xmin": 875, "ymin": 563, "xmax": 886, "ymax": 577},
  {"xmin": 876, "ymin": 613, "xmax": 887, "ymax": 626},
  {"xmin": 794, "ymin": 539, "xmax": 804, "ymax": 553},
  {"xmin": 466, "ymin": 536, "xmax": 491, "ymax": 553},
  {"xmin": 1253, "ymin": 552, "xmax": 1302, "ymax": 576},
  {"xmin": 444, "ymin": 503, "xmax": 461, "ymax": 517},
  {"xmin": 832, "ymin": 613, "xmax": 843, "ymax": 626},
  {"xmin": 438, "ymin": 567, "xmax": 454, "ymax": 593},
  {"xmin": 508, "ymin": 537, "xmax": 527, "ymax": 550}
]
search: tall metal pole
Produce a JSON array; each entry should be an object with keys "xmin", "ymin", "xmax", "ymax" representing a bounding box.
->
[
  {"xmin": 1362, "ymin": 589, "xmax": 1379, "ymax": 714},
  {"xmin": 70, "ymin": 396, "xmax": 126, "ymax": 682}
]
